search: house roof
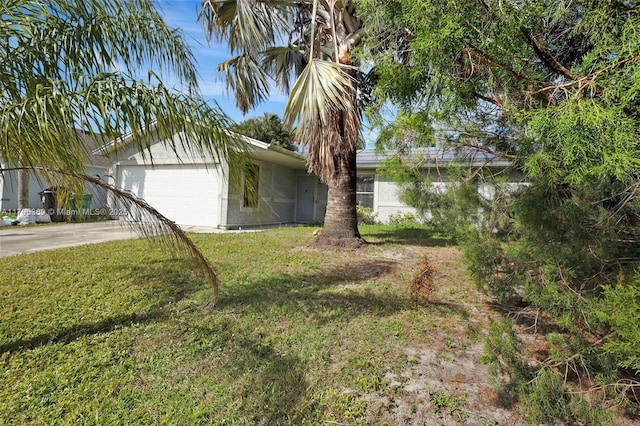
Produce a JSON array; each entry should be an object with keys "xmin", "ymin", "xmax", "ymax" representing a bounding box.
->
[
  {"xmin": 93, "ymin": 121, "xmax": 308, "ymax": 170},
  {"xmin": 75, "ymin": 129, "xmax": 110, "ymax": 168},
  {"xmin": 356, "ymin": 147, "xmax": 513, "ymax": 169},
  {"xmin": 247, "ymin": 137, "xmax": 308, "ymax": 170}
]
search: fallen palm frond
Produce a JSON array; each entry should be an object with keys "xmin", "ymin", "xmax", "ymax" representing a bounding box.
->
[
  {"xmin": 410, "ymin": 256, "xmax": 436, "ymax": 301},
  {"xmin": 1, "ymin": 166, "xmax": 219, "ymax": 306}
]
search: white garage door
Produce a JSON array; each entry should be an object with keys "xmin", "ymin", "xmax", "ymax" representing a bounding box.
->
[{"xmin": 117, "ymin": 164, "xmax": 220, "ymax": 227}]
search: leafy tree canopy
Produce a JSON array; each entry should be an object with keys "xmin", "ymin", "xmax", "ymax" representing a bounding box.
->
[
  {"xmin": 232, "ymin": 113, "xmax": 295, "ymax": 150},
  {"xmin": 356, "ymin": 0, "xmax": 640, "ymax": 421}
]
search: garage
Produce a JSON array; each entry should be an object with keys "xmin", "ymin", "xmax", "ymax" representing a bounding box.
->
[{"xmin": 116, "ymin": 164, "xmax": 221, "ymax": 227}]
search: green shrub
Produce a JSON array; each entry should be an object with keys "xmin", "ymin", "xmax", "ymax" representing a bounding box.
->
[
  {"xmin": 356, "ymin": 204, "xmax": 378, "ymax": 225},
  {"xmin": 596, "ymin": 278, "xmax": 640, "ymax": 375},
  {"xmin": 481, "ymin": 319, "xmax": 612, "ymax": 424},
  {"xmin": 466, "ymin": 179, "xmax": 640, "ymax": 423},
  {"xmin": 387, "ymin": 210, "xmax": 421, "ymax": 225}
]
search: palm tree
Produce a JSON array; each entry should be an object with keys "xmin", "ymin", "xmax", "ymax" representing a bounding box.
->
[
  {"xmin": 0, "ymin": 0, "xmax": 247, "ymax": 304},
  {"xmin": 200, "ymin": 0, "xmax": 366, "ymax": 247}
]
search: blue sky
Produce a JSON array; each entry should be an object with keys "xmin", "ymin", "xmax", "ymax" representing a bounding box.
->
[
  {"xmin": 157, "ymin": 1, "xmax": 288, "ymax": 124},
  {"xmin": 156, "ymin": 1, "xmax": 379, "ymax": 146}
]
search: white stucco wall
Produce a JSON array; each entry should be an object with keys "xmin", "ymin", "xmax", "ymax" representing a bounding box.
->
[
  {"xmin": 0, "ymin": 167, "xmax": 45, "ymax": 211},
  {"xmin": 372, "ymin": 176, "xmax": 421, "ymax": 223},
  {"xmin": 108, "ymin": 130, "xmax": 317, "ymax": 228},
  {"xmin": 0, "ymin": 165, "xmax": 107, "ymax": 212},
  {"xmin": 223, "ymin": 161, "xmax": 298, "ymax": 228}
]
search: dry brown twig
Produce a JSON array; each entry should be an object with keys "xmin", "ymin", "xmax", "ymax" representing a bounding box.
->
[{"xmin": 410, "ymin": 256, "xmax": 436, "ymax": 301}]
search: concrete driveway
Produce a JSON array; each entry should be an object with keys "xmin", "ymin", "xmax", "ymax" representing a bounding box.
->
[
  {"xmin": 0, "ymin": 220, "xmax": 248, "ymax": 258},
  {"xmin": 0, "ymin": 221, "xmax": 142, "ymax": 258}
]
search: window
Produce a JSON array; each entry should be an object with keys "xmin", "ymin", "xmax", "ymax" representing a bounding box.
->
[
  {"xmin": 356, "ymin": 175, "xmax": 374, "ymax": 208},
  {"xmin": 243, "ymin": 164, "xmax": 259, "ymax": 208}
]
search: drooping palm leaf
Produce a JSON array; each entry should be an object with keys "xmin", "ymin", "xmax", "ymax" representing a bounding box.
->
[
  {"xmin": 199, "ymin": 0, "xmax": 290, "ymax": 56},
  {"xmin": 262, "ymin": 45, "xmax": 306, "ymax": 93},
  {"xmin": 284, "ymin": 58, "xmax": 360, "ymax": 181},
  {"xmin": 0, "ymin": 72, "xmax": 248, "ymax": 185},
  {"xmin": 1, "ymin": 167, "xmax": 221, "ymax": 306},
  {"xmin": 1, "ymin": 0, "xmax": 248, "ymax": 179},
  {"xmin": 1, "ymin": 0, "xmax": 199, "ymax": 93},
  {"xmin": 217, "ymin": 55, "xmax": 271, "ymax": 114},
  {"xmin": 0, "ymin": 0, "xmax": 249, "ymax": 302}
]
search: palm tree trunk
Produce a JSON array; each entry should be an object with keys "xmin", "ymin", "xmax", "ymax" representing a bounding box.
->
[
  {"xmin": 315, "ymin": 148, "xmax": 366, "ymax": 248},
  {"xmin": 17, "ymin": 168, "xmax": 29, "ymax": 210}
]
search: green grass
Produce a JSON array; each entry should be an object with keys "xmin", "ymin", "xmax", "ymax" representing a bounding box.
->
[{"xmin": 0, "ymin": 224, "xmax": 454, "ymax": 424}]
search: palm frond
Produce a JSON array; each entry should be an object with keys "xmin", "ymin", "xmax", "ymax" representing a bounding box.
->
[
  {"xmin": 284, "ymin": 58, "xmax": 360, "ymax": 181},
  {"xmin": 199, "ymin": 1, "xmax": 238, "ymax": 42},
  {"xmin": 1, "ymin": 0, "xmax": 200, "ymax": 94},
  {"xmin": 0, "ymin": 0, "xmax": 253, "ymax": 304},
  {"xmin": 0, "ymin": 82, "xmax": 88, "ymax": 173},
  {"xmin": 284, "ymin": 59, "xmax": 356, "ymax": 128},
  {"xmin": 1, "ymin": 166, "xmax": 221, "ymax": 306},
  {"xmin": 199, "ymin": 0, "xmax": 290, "ymax": 57},
  {"xmin": 262, "ymin": 45, "xmax": 306, "ymax": 93},
  {"xmin": 0, "ymin": 73, "xmax": 248, "ymax": 186},
  {"xmin": 217, "ymin": 55, "xmax": 271, "ymax": 114}
]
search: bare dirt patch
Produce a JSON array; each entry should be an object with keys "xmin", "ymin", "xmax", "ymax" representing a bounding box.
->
[
  {"xmin": 322, "ymin": 242, "xmax": 529, "ymax": 424},
  {"xmin": 299, "ymin": 239, "xmax": 640, "ymax": 424}
]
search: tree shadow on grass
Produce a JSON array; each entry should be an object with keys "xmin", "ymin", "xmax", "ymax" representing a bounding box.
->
[
  {"xmin": 217, "ymin": 259, "xmax": 468, "ymax": 324},
  {"xmin": 362, "ymin": 226, "xmax": 454, "ymax": 247},
  {"xmin": 178, "ymin": 317, "xmax": 313, "ymax": 424},
  {"xmin": 0, "ymin": 259, "xmax": 200, "ymax": 355},
  {"xmin": 222, "ymin": 334, "xmax": 310, "ymax": 424},
  {"xmin": 116, "ymin": 258, "xmax": 209, "ymax": 300},
  {"xmin": 0, "ymin": 309, "xmax": 169, "ymax": 354}
]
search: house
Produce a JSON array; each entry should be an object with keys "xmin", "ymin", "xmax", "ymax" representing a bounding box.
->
[
  {"xmin": 355, "ymin": 148, "xmax": 523, "ymax": 223},
  {"xmin": 0, "ymin": 129, "xmax": 110, "ymax": 212},
  {"xmin": 102, "ymin": 125, "xmax": 524, "ymax": 229},
  {"xmin": 101, "ymin": 127, "xmax": 327, "ymax": 229}
]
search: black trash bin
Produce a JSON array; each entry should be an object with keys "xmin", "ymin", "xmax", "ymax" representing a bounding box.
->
[{"xmin": 39, "ymin": 187, "xmax": 65, "ymax": 222}]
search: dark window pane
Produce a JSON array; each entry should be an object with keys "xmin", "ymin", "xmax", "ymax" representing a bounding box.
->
[
  {"xmin": 356, "ymin": 175, "xmax": 374, "ymax": 192},
  {"xmin": 356, "ymin": 193, "xmax": 374, "ymax": 209}
]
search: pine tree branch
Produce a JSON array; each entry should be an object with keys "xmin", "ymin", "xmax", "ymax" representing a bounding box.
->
[
  {"xmin": 463, "ymin": 47, "xmax": 530, "ymax": 83},
  {"xmin": 531, "ymin": 54, "xmax": 640, "ymax": 98},
  {"xmin": 464, "ymin": 46, "xmax": 554, "ymax": 96},
  {"xmin": 543, "ymin": 334, "xmax": 609, "ymax": 371},
  {"xmin": 472, "ymin": 91, "xmax": 504, "ymax": 107},
  {"xmin": 476, "ymin": 0, "xmax": 490, "ymax": 12},
  {"xmin": 521, "ymin": 29, "xmax": 575, "ymax": 81}
]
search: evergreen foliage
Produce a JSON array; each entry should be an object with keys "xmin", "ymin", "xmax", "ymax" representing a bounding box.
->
[
  {"xmin": 232, "ymin": 113, "xmax": 295, "ymax": 150},
  {"xmin": 357, "ymin": 0, "xmax": 640, "ymax": 421}
]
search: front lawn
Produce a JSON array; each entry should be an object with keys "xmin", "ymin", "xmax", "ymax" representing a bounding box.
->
[{"xmin": 0, "ymin": 225, "xmax": 521, "ymax": 424}]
